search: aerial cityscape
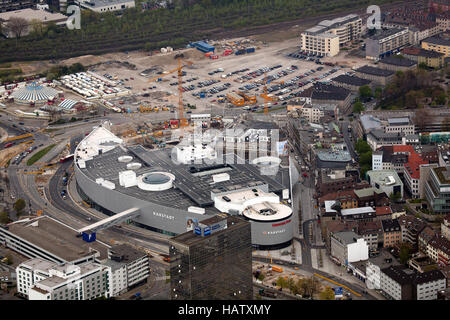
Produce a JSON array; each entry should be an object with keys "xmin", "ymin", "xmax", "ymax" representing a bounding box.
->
[{"xmin": 0, "ymin": 0, "xmax": 449, "ymax": 305}]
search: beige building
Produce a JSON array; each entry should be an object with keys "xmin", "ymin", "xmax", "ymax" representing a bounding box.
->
[
  {"xmin": 300, "ymin": 14, "xmax": 362, "ymax": 57},
  {"xmin": 317, "ymin": 14, "xmax": 363, "ymax": 46},
  {"xmin": 301, "ymin": 31, "xmax": 340, "ymax": 57},
  {"xmin": 421, "ymin": 37, "xmax": 450, "ymax": 57}
]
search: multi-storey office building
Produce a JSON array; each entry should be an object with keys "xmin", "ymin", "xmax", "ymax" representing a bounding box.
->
[
  {"xmin": 17, "ymin": 258, "xmax": 109, "ymax": 300},
  {"xmin": 425, "ymin": 166, "xmax": 450, "ymax": 214},
  {"xmin": 301, "ymin": 14, "xmax": 363, "ymax": 56},
  {"xmin": 169, "ymin": 215, "xmax": 253, "ymax": 300}
]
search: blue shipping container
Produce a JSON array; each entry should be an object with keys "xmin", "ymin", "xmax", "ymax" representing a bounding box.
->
[
  {"xmin": 192, "ymin": 41, "xmax": 215, "ymax": 53},
  {"xmin": 246, "ymin": 48, "xmax": 255, "ymax": 53}
]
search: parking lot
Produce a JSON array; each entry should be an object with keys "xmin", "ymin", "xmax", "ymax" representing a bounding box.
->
[{"xmin": 64, "ymin": 36, "xmax": 368, "ymax": 120}]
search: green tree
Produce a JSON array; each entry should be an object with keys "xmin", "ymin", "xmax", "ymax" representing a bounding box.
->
[
  {"xmin": 257, "ymin": 273, "xmax": 265, "ymax": 282},
  {"xmin": 0, "ymin": 211, "xmax": 10, "ymax": 224},
  {"xmin": 359, "ymin": 85, "xmax": 373, "ymax": 100},
  {"xmin": 399, "ymin": 242, "xmax": 412, "ymax": 264},
  {"xmin": 353, "ymin": 101, "xmax": 365, "ymax": 114},
  {"xmin": 355, "ymin": 139, "xmax": 371, "ymax": 154},
  {"xmin": 276, "ymin": 276, "xmax": 288, "ymax": 289},
  {"xmin": 13, "ymin": 198, "xmax": 26, "ymax": 216},
  {"xmin": 319, "ymin": 286, "xmax": 335, "ymax": 300}
]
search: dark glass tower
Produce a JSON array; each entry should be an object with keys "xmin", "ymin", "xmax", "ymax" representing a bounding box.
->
[{"xmin": 169, "ymin": 215, "xmax": 253, "ymax": 300}]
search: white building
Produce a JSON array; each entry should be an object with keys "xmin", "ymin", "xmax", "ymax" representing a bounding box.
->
[
  {"xmin": 75, "ymin": 0, "xmax": 135, "ymax": 12},
  {"xmin": 103, "ymin": 260, "xmax": 128, "ymax": 297},
  {"xmin": 381, "ymin": 266, "xmax": 446, "ymax": 300},
  {"xmin": 330, "ymin": 231, "xmax": 369, "ymax": 265},
  {"xmin": 365, "ymin": 250, "xmax": 399, "ymax": 290},
  {"xmin": 16, "ymin": 258, "xmax": 57, "ymax": 298},
  {"xmin": 367, "ymin": 170, "xmax": 404, "ymax": 199},
  {"xmin": 17, "ymin": 258, "xmax": 109, "ymax": 300},
  {"xmin": 107, "ymin": 244, "xmax": 150, "ymax": 289}
]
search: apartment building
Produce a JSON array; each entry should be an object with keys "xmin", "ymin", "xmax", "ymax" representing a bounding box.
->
[
  {"xmin": 107, "ymin": 244, "xmax": 150, "ymax": 289},
  {"xmin": 427, "ymin": 235, "xmax": 450, "ymax": 267},
  {"xmin": 381, "ymin": 265, "xmax": 446, "ymax": 300},
  {"xmin": 358, "ymin": 221, "xmax": 383, "ymax": 250},
  {"xmin": 404, "ymin": 151, "xmax": 429, "ymax": 199},
  {"xmin": 317, "ymin": 14, "xmax": 363, "ymax": 46},
  {"xmin": 422, "ymin": 37, "xmax": 450, "ymax": 57},
  {"xmin": 300, "ymin": 14, "xmax": 362, "ymax": 56},
  {"xmin": 402, "ymin": 46, "xmax": 446, "ymax": 68},
  {"xmin": 330, "ymin": 231, "xmax": 369, "ymax": 265},
  {"xmin": 372, "ymin": 146, "xmax": 409, "ymax": 172},
  {"xmin": 301, "ymin": 30, "xmax": 340, "ymax": 57},
  {"xmin": 330, "ymin": 74, "xmax": 372, "ymax": 92},
  {"xmin": 366, "ymin": 250, "xmax": 400, "ymax": 290},
  {"xmin": 398, "ymin": 215, "xmax": 428, "ymax": 251},
  {"xmin": 382, "ymin": 219, "xmax": 402, "ymax": 248},
  {"xmin": 377, "ymin": 56, "xmax": 417, "ymax": 72},
  {"xmin": 355, "ymin": 66, "xmax": 395, "ymax": 86},
  {"xmin": 442, "ymin": 214, "xmax": 450, "ymax": 241},
  {"xmin": 319, "ymin": 190, "xmax": 358, "ymax": 210},
  {"xmin": 295, "ymin": 104, "xmax": 325, "ymax": 123},
  {"xmin": 17, "ymin": 258, "xmax": 109, "ymax": 300},
  {"xmin": 365, "ymin": 28, "xmax": 410, "ymax": 61}
]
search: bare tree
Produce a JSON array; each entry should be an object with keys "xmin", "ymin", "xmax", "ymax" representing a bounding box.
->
[
  {"xmin": 6, "ymin": 17, "xmax": 29, "ymax": 38},
  {"xmin": 413, "ymin": 108, "xmax": 433, "ymax": 132}
]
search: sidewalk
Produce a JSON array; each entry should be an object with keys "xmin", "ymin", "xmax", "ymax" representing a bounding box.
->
[{"xmin": 253, "ymin": 240, "xmax": 302, "ymax": 265}]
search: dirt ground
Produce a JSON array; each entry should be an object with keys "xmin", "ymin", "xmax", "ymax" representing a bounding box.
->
[
  {"xmin": 4, "ymin": 29, "xmax": 369, "ymax": 125},
  {"xmin": 253, "ymin": 263, "xmax": 327, "ymax": 297},
  {"xmin": 0, "ymin": 144, "xmax": 28, "ymax": 167}
]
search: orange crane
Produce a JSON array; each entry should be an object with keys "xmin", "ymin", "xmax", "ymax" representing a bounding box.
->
[
  {"xmin": 234, "ymin": 73, "xmax": 285, "ymax": 114},
  {"xmin": 148, "ymin": 55, "xmax": 193, "ymax": 128},
  {"xmin": 259, "ymin": 73, "xmax": 285, "ymax": 115}
]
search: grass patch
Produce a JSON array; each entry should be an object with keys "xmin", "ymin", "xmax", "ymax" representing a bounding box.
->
[
  {"xmin": 0, "ymin": 68, "xmax": 22, "ymax": 77},
  {"xmin": 27, "ymin": 144, "xmax": 56, "ymax": 166},
  {"xmin": 0, "ymin": 63, "xmax": 12, "ymax": 68}
]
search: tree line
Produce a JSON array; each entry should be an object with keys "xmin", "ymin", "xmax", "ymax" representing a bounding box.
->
[{"xmin": 0, "ymin": 0, "xmax": 394, "ymax": 63}]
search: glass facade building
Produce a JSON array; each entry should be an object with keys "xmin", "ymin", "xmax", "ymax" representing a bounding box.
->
[
  {"xmin": 169, "ymin": 215, "xmax": 253, "ymax": 300},
  {"xmin": 425, "ymin": 166, "xmax": 450, "ymax": 214}
]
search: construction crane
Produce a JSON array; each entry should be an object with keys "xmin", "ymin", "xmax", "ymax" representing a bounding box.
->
[
  {"xmin": 236, "ymin": 73, "xmax": 285, "ymax": 114},
  {"xmin": 148, "ymin": 55, "xmax": 193, "ymax": 129},
  {"xmin": 258, "ymin": 73, "xmax": 285, "ymax": 115}
]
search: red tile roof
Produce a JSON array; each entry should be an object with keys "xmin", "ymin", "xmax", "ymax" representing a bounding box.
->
[
  {"xmin": 376, "ymin": 206, "xmax": 393, "ymax": 216},
  {"xmin": 404, "ymin": 151, "xmax": 428, "ymax": 180},
  {"xmin": 392, "ymin": 145, "xmax": 415, "ymax": 154}
]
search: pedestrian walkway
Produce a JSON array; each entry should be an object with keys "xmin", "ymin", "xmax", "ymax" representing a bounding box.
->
[{"xmin": 253, "ymin": 241, "xmax": 302, "ymax": 265}]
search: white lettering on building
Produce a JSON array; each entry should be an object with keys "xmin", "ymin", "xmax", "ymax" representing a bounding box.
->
[
  {"xmin": 153, "ymin": 211, "xmax": 175, "ymax": 220},
  {"xmin": 263, "ymin": 229, "xmax": 286, "ymax": 235}
]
